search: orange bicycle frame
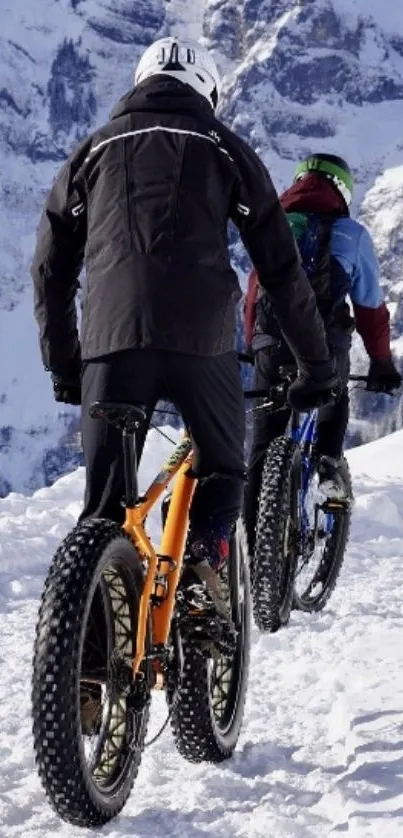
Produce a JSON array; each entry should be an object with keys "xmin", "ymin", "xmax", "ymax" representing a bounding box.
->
[{"xmin": 122, "ymin": 435, "xmax": 197, "ymax": 675}]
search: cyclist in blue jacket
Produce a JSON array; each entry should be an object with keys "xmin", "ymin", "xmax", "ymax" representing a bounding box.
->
[{"xmin": 244, "ymin": 153, "xmax": 402, "ymax": 550}]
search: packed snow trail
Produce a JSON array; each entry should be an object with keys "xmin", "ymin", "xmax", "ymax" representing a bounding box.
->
[{"xmin": 1, "ymin": 430, "xmax": 403, "ymax": 837}]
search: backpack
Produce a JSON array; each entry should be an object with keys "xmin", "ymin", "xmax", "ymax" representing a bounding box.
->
[
  {"xmin": 287, "ymin": 211, "xmax": 331, "ymax": 284},
  {"xmin": 250, "ymin": 211, "xmax": 336, "ymax": 344}
]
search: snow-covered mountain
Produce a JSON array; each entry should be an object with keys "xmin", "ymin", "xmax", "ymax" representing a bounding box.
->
[
  {"xmin": 1, "ymin": 428, "xmax": 403, "ymax": 836},
  {"xmin": 1, "ymin": 0, "xmax": 403, "ymax": 494}
]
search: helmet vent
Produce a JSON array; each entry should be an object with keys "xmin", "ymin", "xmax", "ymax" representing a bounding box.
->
[{"xmin": 160, "ymin": 43, "xmax": 186, "ymax": 72}]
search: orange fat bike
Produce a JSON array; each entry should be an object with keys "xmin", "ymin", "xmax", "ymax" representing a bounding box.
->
[{"xmin": 32, "ymin": 401, "xmax": 251, "ymax": 827}]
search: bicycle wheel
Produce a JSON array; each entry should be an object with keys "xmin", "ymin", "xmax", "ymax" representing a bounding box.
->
[
  {"xmin": 293, "ymin": 455, "xmax": 352, "ymax": 612},
  {"xmin": 32, "ymin": 519, "xmax": 150, "ymax": 827},
  {"xmin": 169, "ymin": 519, "xmax": 251, "ymax": 762},
  {"xmin": 252, "ymin": 436, "xmax": 301, "ymax": 632}
]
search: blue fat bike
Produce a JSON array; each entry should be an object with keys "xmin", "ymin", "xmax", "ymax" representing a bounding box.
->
[{"xmin": 245, "ymin": 369, "xmax": 367, "ymax": 633}]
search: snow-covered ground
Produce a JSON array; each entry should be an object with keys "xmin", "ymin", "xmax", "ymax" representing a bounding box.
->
[{"xmin": 1, "ymin": 428, "xmax": 403, "ymax": 837}]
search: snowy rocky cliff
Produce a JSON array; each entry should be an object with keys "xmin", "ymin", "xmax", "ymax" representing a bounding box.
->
[{"xmin": 1, "ymin": 0, "xmax": 403, "ymax": 493}]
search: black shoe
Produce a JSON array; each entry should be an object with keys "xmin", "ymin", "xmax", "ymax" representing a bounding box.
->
[
  {"xmin": 318, "ymin": 456, "xmax": 348, "ymax": 502},
  {"xmin": 177, "ymin": 562, "xmax": 236, "ymax": 654}
]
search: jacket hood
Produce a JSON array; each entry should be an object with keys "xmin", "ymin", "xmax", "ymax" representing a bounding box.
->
[
  {"xmin": 110, "ymin": 75, "xmax": 214, "ymax": 120},
  {"xmin": 281, "ymin": 173, "xmax": 349, "ymax": 216}
]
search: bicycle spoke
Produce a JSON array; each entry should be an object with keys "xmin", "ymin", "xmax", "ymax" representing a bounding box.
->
[{"xmin": 81, "ymin": 563, "xmax": 137, "ymax": 786}]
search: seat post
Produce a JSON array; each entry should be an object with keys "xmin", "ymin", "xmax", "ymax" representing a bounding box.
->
[{"xmin": 122, "ymin": 430, "xmax": 138, "ymax": 508}]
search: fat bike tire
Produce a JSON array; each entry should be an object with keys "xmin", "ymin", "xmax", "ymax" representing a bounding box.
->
[
  {"xmin": 169, "ymin": 520, "xmax": 251, "ymax": 763},
  {"xmin": 32, "ymin": 519, "xmax": 150, "ymax": 827},
  {"xmin": 252, "ymin": 437, "xmax": 301, "ymax": 632}
]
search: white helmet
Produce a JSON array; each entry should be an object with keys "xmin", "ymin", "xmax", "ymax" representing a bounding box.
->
[{"xmin": 134, "ymin": 37, "xmax": 221, "ymax": 110}]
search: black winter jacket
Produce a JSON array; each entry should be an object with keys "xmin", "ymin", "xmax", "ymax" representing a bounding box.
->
[{"xmin": 31, "ymin": 76, "xmax": 330, "ymax": 373}]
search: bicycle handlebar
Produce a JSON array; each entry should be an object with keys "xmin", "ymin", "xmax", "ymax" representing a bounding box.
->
[{"xmin": 243, "ymin": 374, "xmax": 371, "ymax": 401}]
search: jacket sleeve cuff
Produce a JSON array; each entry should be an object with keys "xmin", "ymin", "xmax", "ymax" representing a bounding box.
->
[
  {"xmin": 244, "ymin": 268, "xmax": 259, "ymax": 347},
  {"xmin": 353, "ymin": 301, "xmax": 391, "ymax": 361}
]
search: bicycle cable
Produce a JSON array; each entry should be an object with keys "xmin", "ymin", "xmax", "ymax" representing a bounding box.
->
[
  {"xmin": 151, "ymin": 406, "xmax": 181, "ymax": 446},
  {"xmin": 143, "ymin": 685, "xmax": 181, "ymax": 748},
  {"xmin": 149, "ymin": 423, "xmax": 178, "ymax": 446},
  {"xmin": 143, "ymin": 703, "xmax": 175, "ymax": 748}
]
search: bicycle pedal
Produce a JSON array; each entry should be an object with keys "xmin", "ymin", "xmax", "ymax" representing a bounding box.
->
[
  {"xmin": 176, "ymin": 585, "xmax": 215, "ymax": 615},
  {"xmin": 321, "ymin": 498, "xmax": 351, "ymax": 514}
]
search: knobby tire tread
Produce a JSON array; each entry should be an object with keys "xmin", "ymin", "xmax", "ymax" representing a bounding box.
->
[
  {"xmin": 169, "ymin": 522, "xmax": 251, "ymax": 763},
  {"xmin": 32, "ymin": 519, "xmax": 149, "ymax": 827},
  {"xmin": 253, "ymin": 437, "xmax": 300, "ymax": 632}
]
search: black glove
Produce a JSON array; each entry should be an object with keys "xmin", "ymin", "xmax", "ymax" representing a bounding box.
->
[
  {"xmin": 49, "ymin": 351, "xmax": 82, "ymax": 406},
  {"xmin": 287, "ymin": 359, "xmax": 340, "ymax": 412},
  {"xmin": 367, "ymin": 357, "xmax": 402, "ymax": 394},
  {"xmin": 51, "ymin": 373, "xmax": 81, "ymax": 405}
]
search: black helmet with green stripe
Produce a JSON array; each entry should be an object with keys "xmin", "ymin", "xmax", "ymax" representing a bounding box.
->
[{"xmin": 294, "ymin": 153, "xmax": 354, "ymax": 209}]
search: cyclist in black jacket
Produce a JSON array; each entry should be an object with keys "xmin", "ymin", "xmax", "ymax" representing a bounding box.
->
[{"xmin": 31, "ymin": 37, "xmax": 337, "ymax": 626}]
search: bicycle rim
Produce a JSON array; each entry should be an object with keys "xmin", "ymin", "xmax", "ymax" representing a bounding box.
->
[
  {"xmin": 81, "ymin": 565, "xmax": 144, "ymax": 791},
  {"xmin": 294, "ymin": 459, "xmax": 352, "ymax": 610}
]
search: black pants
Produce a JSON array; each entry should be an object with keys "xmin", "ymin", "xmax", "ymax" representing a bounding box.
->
[
  {"xmin": 80, "ymin": 349, "xmax": 245, "ymax": 538},
  {"xmin": 244, "ymin": 343, "xmax": 350, "ymax": 550}
]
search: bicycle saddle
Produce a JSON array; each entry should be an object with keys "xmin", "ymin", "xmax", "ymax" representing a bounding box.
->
[{"xmin": 89, "ymin": 401, "xmax": 146, "ymax": 432}]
